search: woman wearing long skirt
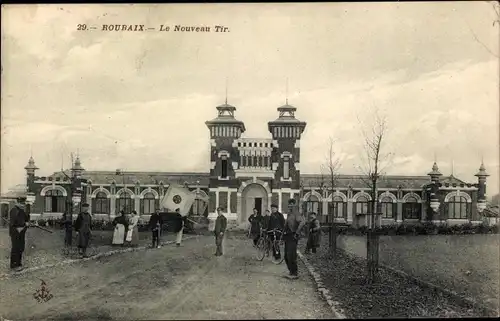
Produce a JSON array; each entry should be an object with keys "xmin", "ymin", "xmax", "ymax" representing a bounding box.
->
[
  {"xmin": 112, "ymin": 211, "xmax": 128, "ymax": 246},
  {"xmin": 126, "ymin": 210, "xmax": 140, "ymax": 247}
]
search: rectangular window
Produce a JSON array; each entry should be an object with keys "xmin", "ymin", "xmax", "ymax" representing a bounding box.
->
[
  {"xmin": 283, "ymin": 156, "xmax": 290, "ymax": 179},
  {"xmin": 381, "ymin": 202, "xmax": 394, "ymax": 218},
  {"xmin": 403, "ymin": 203, "xmax": 421, "ymax": 220},
  {"xmin": 221, "ymin": 157, "xmax": 228, "ymax": 178}
]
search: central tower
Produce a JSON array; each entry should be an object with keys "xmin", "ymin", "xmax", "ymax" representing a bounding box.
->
[{"xmin": 268, "ymin": 104, "xmax": 307, "ymax": 211}]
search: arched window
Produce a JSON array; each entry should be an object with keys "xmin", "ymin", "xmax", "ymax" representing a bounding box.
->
[
  {"xmin": 329, "ymin": 195, "xmax": 346, "ymax": 219},
  {"xmin": 141, "ymin": 192, "xmax": 157, "ymax": 215},
  {"xmin": 44, "ymin": 189, "xmax": 65, "ymax": 213},
  {"xmin": 403, "ymin": 196, "xmax": 420, "ymax": 220},
  {"xmin": 447, "ymin": 196, "xmax": 469, "ymax": 219},
  {"xmin": 93, "ymin": 192, "xmax": 110, "ymax": 214},
  {"xmin": 116, "ymin": 191, "xmax": 133, "ymax": 214},
  {"xmin": 380, "ymin": 196, "xmax": 395, "ymax": 219},
  {"xmin": 306, "ymin": 195, "xmax": 322, "ymax": 216},
  {"xmin": 356, "ymin": 195, "xmax": 369, "ymax": 215}
]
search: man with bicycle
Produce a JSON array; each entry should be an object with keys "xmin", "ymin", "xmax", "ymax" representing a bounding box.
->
[{"xmin": 266, "ymin": 204, "xmax": 285, "ymax": 260}]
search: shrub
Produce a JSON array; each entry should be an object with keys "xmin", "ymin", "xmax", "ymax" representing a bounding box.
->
[{"xmin": 37, "ymin": 219, "xmax": 46, "ymax": 227}]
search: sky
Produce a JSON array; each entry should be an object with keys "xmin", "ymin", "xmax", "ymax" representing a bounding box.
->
[{"xmin": 1, "ymin": 2, "xmax": 499, "ymax": 197}]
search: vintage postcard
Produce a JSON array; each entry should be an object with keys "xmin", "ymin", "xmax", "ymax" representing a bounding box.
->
[{"xmin": 1, "ymin": 2, "xmax": 499, "ymax": 320}]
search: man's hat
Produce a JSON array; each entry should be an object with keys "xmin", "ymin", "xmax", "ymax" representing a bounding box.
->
[
  {"xmin": 288, "ymin": 199, "xmax": 297, "ymax": 205},
  {"xmin": 16, "ymin": 197, "xmax": 27, "ymax": 203},
  {"xmin": 82, "ymin": 203, "xmax": 90, "ymax": 207},
  {"xmin": 270, "ymin": 204, "xmax": 278, "ymax": 208}
]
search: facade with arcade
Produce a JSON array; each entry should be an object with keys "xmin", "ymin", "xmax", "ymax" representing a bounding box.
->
[{"xmin": 1, "ymin": 102, "xmax": 491, "ymax": 229}]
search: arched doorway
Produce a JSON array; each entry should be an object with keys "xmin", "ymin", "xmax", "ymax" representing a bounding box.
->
[{"xmin": 240, "ymin": 183, "xmax": 269, "ymax": 224}]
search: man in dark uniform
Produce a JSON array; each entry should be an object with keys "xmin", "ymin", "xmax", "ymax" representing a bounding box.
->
[
  {"xmin": 214, "ymin": 207, "xmax": 227, "ymax": 256},
  {"xmin": 267, "ymin": 204, "xmax": 285, "ymax": 260},
  {"xmin": 149, "ymin": 208, "xmax": 163, "ymax": 248},
  {"xmin": 9, "ymin": 197, "xmax": 30, "ymax": 271},
  {"xmin": 283, "ymin": 199, "xmax": 305, "ymax": 279},
  {"xmin": 74, "ymin": 203, "xmax": 92, "ymax": 258}
]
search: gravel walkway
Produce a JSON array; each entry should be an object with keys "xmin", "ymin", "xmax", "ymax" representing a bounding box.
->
[{"xmin": 0, "ymin": 233, "xmax": 332, "ymax": 320}]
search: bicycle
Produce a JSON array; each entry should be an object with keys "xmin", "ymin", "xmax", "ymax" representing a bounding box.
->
[{"xmin": 255, "ymin": 228, "xmax": 285, "ymax": 264}]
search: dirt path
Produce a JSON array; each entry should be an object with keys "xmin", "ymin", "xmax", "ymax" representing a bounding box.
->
[{"xmin": 0, "ymin": 234, "xmax": 332, "ymax": 320}]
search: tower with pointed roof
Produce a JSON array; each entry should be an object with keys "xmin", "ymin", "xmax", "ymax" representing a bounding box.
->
[
  {"xmin": 268, "ymin": 102, "xmax": 307, "ymax": 197},
  {"xmin": 475, "ymin": 161, "xmax": 489, "ymax": 201},
  {"xmin": 24, "ymin": 155, "xmax": 39, "ymax": 197},
  {"xmin": 205, "ymin": 102, "xmax": 246, "ymax": 189}
]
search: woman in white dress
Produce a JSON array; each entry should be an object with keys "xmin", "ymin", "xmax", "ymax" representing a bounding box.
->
[
  {"xmin": 112, "ymin": 211, "xmax": 128, "ymax": 246},
  {"xmin": 126, "ymin": 210, "xmax": 140, "ymax": 247}
]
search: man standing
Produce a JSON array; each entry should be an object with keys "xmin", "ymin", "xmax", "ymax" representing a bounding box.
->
[
  {"xmin": 214, "ymin": 207, "xmax": 227, "ymax": 256},
  {"xmin": 74, "ymin": 203, "xmax": 92, "ymax": 258},
  {"xmin": 283, "ymin": 199, "xmax": 305, "ymax": 279},
  {"xmin": 9, "ymin": 197, "xmax": 30, "ymax": 271},
  {"xmin": 267, "ymin": 204, "xmax": 285, "ymax": 260},
  {"xmin": 174, "ymin": 208, "xmax": 186, "ymax": 247},
  {"xmin": 149, "ymin": 208, "xmax": 163, "ymax": 248}
]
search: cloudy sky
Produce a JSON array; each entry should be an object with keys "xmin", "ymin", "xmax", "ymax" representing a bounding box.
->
[{"xmin": 1, "ymin": 3, "xmax": 499, "ymax": 196}]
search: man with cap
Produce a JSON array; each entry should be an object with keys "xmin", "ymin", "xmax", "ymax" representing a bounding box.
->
[
  {"xmin": 9, "ymin": 197, "xmax": 30, "ymax": 271},
  {"xmin": 74, "ymin": 203, "xmax": 92, "ymax": 258},
  {"xmin": 266, "ymin": 204, "xmax": 285, "ymax": 260},
  {"xmin": 149, "ymin": 208, "xmax": 163, "ymax": 248},
  {"xmin": 214, "ymin": 207, "xmax": 227, "ymax": 256},
  {"xmin": 283, "ymin": 198, "xmax": 305, "ymax": 279}
]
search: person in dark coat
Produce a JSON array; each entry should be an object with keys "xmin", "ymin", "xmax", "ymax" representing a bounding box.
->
[
  {"xmin": 9, "ymin": 197, "xmax": 30, "ymax": 271},
  {"xmin": 267, "ymin": 204, "xmax": 285, "ymax": 260},
  {"xmin": 149, "ymin": 209, "xmax": 163, "ymax": 248},
  {"xmin": 262, "ymin": 209, "xmax": 271, "ymax": 231},
  {"xmin": 248, "ymin": 208, "xmax": 263, "ymax": 246},
  {"xmin": 61, "ymin": 211, "xmax": 73, "ymax": 248},
  {"xmin": 283, "ymin": 199, "xmax": 305, "ymax": 279},
  {"xmin": 305, "ymin": 212, "xmax": 321, "ymax": 254},
  {"xmin": 74, "ymin": 203, "xmax": 92, "ymax": 258},
  {"xmin": 214, "ymin": 207, "xmax": 227, "ymax": 256}
]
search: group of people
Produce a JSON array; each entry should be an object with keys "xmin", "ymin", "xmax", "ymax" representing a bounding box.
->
[
  {"xmin": 8, "ymin": 196, "xmax": 320, "ymax": 279},
  {"xmin": 8, "ymin": 196, "xmax": 188, "ymax": 270},
  {"xmin": 247, "ymin": 200, "xmax": 322, "ymax": 279}
]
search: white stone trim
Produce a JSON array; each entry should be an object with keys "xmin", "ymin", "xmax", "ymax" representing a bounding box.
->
[
  {"xmin": 234, "ymin": 170, "xmax": 275, "ymax": 179},
  {"xmin": 217, "ymin": 176, "xmax": 230, "ymax": 180},
  {"xmin": 379, "ymin": 191, "xmax": 397, "ymax": 203},
  {"xmin": 40, "ymin": 185, "xmax": 68, "ymax": 197},
  {"xmin": 444, "ymin": 190, "xmax": 472, "ymax": 203},
  {"xmin": 281, "ymin": 152, "xmax": 293, "ymax": 159},
  {"xmin": 272, "ymin": 140, "xmax": 279, "ymax": 148},
  {"xmin": 210, "ymin": 161, "xmax": 216, "ymax": 169},
  {"xmin": 439, "ymin": 186, "xmax": 478, "ymax": 191},
  {"xmin": 294, "ymin": 162, "xmax": 300, "ymax": 170},
  {"xmin": 116, "ymin": 188, "xmax": 135, "ymax": 197},
  {"xmin": 294, "ymin": 140, "xmax": 300, "ymax": 148},
  {"xmin": 402, "ymin": 192, "xmax": 423, "ymax": 203},
  {"xmin": 280, "ymin": 177, "xmax": 293, "ymax": 182},
  {"xmin": 352, "ymin": 191, "xmax": 372, "ymax": 202},
  {"xmin": 232, "ymin": 162, "xmax": 239, "ymax": 170},
  {"xmin": 326, "ymin": 191, "xmax": 348, "ymax": 202},
  {"xmin": 272, "ymin": 162, "xmax": 279, "ymax": 171},
  {"xmin": 303, "ymin": 190, "xmax": 323, "ymax": 201},
  {"xmin": 210, "ymin": 186, "xmax": 238, "ymax": 192},
  {"xmin": 91, "ymin": 186, "xmax": 111, "ymax": 199},
  {"xmin": 210, "ymin": 139, "xmax": 216, "ymax": 147},
  {"xmin": 218, "ymin": 150, "xmax": 230, "ymax": 158},
  {"xmin": 139, "ymin": 187, "xmax": 160, "ymax": 199}
]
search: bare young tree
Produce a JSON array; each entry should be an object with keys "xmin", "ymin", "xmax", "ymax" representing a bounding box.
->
[
  {"xmin": 355, "ymin": 108, "xmax": 393, "ymax": 284},
  {"xmin": 322, "ymin": 137, "xmax": 342, "ymax": 256}
]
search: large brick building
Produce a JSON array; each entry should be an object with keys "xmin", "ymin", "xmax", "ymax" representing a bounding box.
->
[{"xmin": 0, "ymin": 102, "xmax": 491, "ymax": 228}]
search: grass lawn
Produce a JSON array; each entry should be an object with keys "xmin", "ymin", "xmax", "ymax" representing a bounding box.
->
[{"xmin": 337, "ymin": 233, "xmax": 500, "ymax": 312}]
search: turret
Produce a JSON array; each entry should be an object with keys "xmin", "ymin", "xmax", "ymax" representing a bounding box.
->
[
  {"xmin": 71, "ymin": 155, "xmax": 85, "ymax": 178},
  {"xmin": 427, "ymin": 161, "xmax": 442, "ymax": 184},
  {"xmin": 475, "ymin": 161, "xmax": 489, "ymax": 201},
  {"xmin": 24, "ymin": 156, "xmax": 38, "ymax": 200},
  {"xmin": 205, "ymin": 102, "xmax": 245, "ymax": 182},
  {"xmin": 267, "ymin": 104, "xmax": 307, "ymax": 189}
]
